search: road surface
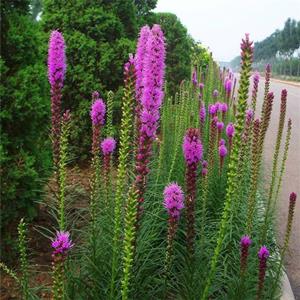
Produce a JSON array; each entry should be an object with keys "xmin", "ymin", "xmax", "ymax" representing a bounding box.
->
[{"xmin": 257, "ymin": 78, "xmax": 300, "ymax": 299}]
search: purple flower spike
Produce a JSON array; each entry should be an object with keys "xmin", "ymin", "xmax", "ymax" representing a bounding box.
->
[
  {"xmin": 208, "ymin": 104, "xmax": 217, "ymax": 115},
  {"xmin": 217, "ymin": 121, "xmax": 224, "ymax": 131},
  {"xmin": 257, "ymin": 245, "xmax": 270, "ymax": 299},
  {"xmin": 48, "ymin": 30, "xmax": 66, "ymax": 87},
  {"xmin": 199, "ymin": 103, "xmax": 206, "ymax": 124},
  {"xmin": 135, "ymin": 25, "xmax": 151, "ymax": 103},
  {"xmin": 101, "ymin": 137, "xmax": 116, "ymax": 155},
  {"xmin": 290, "ymin": 192, "xmax": 297, "ymax": 204},
  {"xmin": 226, "ymin": 122, "xmax": 235, "ymax": 138},
  {"xmin": 183, "ymin": 129, "xmax": 203, "ymax": 166},
  {"xmin": 91, "ymin": 99, "xmax": 106, "ymax": 126},
  {"xmin": 163, "ymin": 183, "xmax": 184, "ymax": 219},
  {"xmin": 212, "ymin": 89, "xmax": 219, "ymax": 98},
  {"xmin": 219, "ymin": 144, "xmax": 227, "ymax": 158},
  {"xmin": 241, "ymin": 235, "xmax": 252, "ymax": 247},
  {"xmin": 199, "ymin": 82, "xmax": 204, "ymax": 91},
  {"xmin": 202, "ymin": 160, "xmax": 208, "ymax": 168},
  {"xmin": 201, "ymin": 168, "xmax": 208, "ymax": 177},
  {"xmin": 51, "ymin": 231, "xmax": 73, "ymax": 256},
  {"xmin": 219, "ymin": 139, "xmax": 225, "ymax": 146},
  {"xmin": 240, "ymin": 235, "xmax": 252, "ymax": 274},
  {"xmin": 258, "ymin": 246, "xmax": 270, "ymax": 259},
  {"xmin": 221, "ymin": 103, "xmax": 228, "ymax": 113},
  {"xmin": 246, "ymin": 109, "xmax": 254, "ymax": 121}
]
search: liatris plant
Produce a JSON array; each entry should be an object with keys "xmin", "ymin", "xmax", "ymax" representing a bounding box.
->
[
  {"xmin": 274, "ymin": 119, "xmax": 292, "ymax": 204},
  {"xmin": 90, "ymin": 96, "xmax": 106, "ymax": 156},
  {"xmin": 110, "ymin": 57, "xmax": 136, "ymax": 299},
  {"xmin": 135, "ymin": 24, "xmax": 165, "ymax": 222},
  {"xmin": 201, "ymin": 160, "xmax": 208, "ymax": 177},
  {"xmin": 199, "ymin": 102, "xmax": 206, "ymax": 135},
  {"xmin": 220, "ymin": 102, "xmax": 228, "ymax": 122},
  {"xmin": 48, "ymin": 30, "xmax": 66, "ymax": 169},
  {"xmin": 18, "ymin": 218, "xmax": 29, "ymax": 299},
  {"xmin": 121, "ymin": 187, "xmax": 138, "ymax": 300},
  {"xmin": 266, "ymin": 89, "xmax": 287, "ymax": 211},
  {"xmin": 101, "ymin": 137, "xmax": 116, "ymax": 190},
  {"xmin": 218, "ymin": 142, "xmax": 227, "ymax": 175},
  {"xmin": 256, "ymin": 246, "xmax": 270, "ymax": 300},
  {"xmin": 208, "ymin": 104, "xmax": 217, "ymax": 117},
  {"xmin": 238, "ymin": 109, "xmax": 253, "ymax": 171},
  {"xmin": 183, "ymin": 128, "xmax": 202, "ymax": 254},
  {"xmin": 202, "ymin": 34, "xmax": 253, "ymax": 300},
  {"xmin": 51, "ymin": 231, "xmax": 73, "ymax": 300},
  {"xmin": 240, "ymin": 235, "xmax": 252, "ymax": 275},
  {"xmin": 90, "ymin": 95, "xmax": 106, "ymax": 222},
  {"xmin": 217, "ymin": 121, "xmax": 224, "ymax": 142},
  {"xmin": 105, "ymin": 91, "xmax": 114, "ymax": 137},
  {"xmin": 212, "ymin": 89, "xmax": 219, "ymax": 99},
  {"xmin": 246, "ymin": 119, "xmax": 261, "ymax": 234},
  {"xmin": 134, "ymin": 25, "xmax": 151, "ymax": 143},
  {"xmin": 271, "ymin": 192, "xmax": 297, "ymax": 296},
  {"xmin": 163, "ymin": 183, "xmax": 184, "ymax": 274},
  {"xmin": 58, "ymin": 110, "xmax": 71, "ymax": 230},
  {"xmin": 261, "ymin": 64, "xmax": 271, "ymax": 118},
  {"xmin": 226, "ymin": 122, "xmax": 235, "ymax": 154},
  {"xmin": 251, "ymin": 72, "xmax": 260, "ymax": 113},
  {"xmin": 225, "ymin": 77, "xmax": 232, "ymax": 100}
]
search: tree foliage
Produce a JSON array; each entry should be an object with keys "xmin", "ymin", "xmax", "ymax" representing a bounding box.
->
[{"xmin": 0, "ymin": 0, "xmax": 51, "ymax": 251}]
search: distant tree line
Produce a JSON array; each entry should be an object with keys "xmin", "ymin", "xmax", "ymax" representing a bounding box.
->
[{"xmin": 230, "ymin": 18, "xmax": 300, "ymax": 77}]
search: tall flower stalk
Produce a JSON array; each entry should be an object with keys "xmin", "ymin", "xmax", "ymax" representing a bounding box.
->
[
  {"xmin": 246, "ymin": 119, "xmax": 261, "ymax": 234},
  {"xmin": 260, "ymin": 64, "xmax": 271, "ymax": 120},
  {"xmin": 90, "ymin": 94, "xmax": 106, "ymax": 221},
  {"xmin": 101, "ymin": 137, "xmax": 116, "ymax": 201},
  {"xmin": 251, "ymin": 72, "xmax": 260, "ymax": 114},
  {"xmin": 18, "ymin": 218, "xmax": 29, "ymax": 300},
  {"xmin": 48, "ymin": 30, "xmax": 66, "ymax": 170},
  {"xmin": 135, "ymin": 24, "xmax": 165, "ymax": 223},
  {"xmin": 202, "ymin": 34, "xmax": 253, "ymax": 300},
  {"xmin": 163, "ymin": 183, "xmax": 184, "ymax": 275},
  {"xmin": 58, "ymin": 110, "xmax": 71, "ymax": 230},
  {"xmin": 105, "ymin": 91, "xmax": 114, "ymax": 137},
  {"xmin": 265, "ymin": 90, "xmax": 287, "ymax": 213},
  {"xmin": 120, "ymin": 187, "xmax": 138, "ymax": 300},
  {"xmin": 110, "ymin": 57, "xmax": 135, "ymax": 299},
  {"xmin": 256, "ymin": 246, "xmax": 270, "ymax": 300},
  {"xmin": 271, "ymin": 192, "xmax": 297, "ymax": 296},
  {"xmin": 51, "ymin": 231, "xmax": 73, "ymax": 300},
  {"xmin": 274, "ymin": 119, "xmax": 292, "ymax": 205},
  {"xmin": 183, "ymin": 128, "xmax": 202, "ymax": 255}
]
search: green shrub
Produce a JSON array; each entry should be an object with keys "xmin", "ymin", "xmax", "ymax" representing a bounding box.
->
[{"xmin": 0, "ymin": 1, "xmax": 51, "ymax": 256}]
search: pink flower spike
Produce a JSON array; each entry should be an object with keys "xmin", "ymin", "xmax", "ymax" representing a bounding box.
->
[
  {"xmin": 163, "ymin": 183, "xmax": 184, "ymax": 219},
  {"xmin": 219, "ymin": 144, "xmax": 227, "ymax": 158},
  {"xmin": 91, "ymin": 99, "xmax": 106, "ymax": 126},
  {"xmin": 226, "ymin": 122, "xmax": 235, "ymax": 138},
  {"xmin": 51, "ymin": 231, "xmax": 74, "ymax": 256},
  {"xmin": 258, "ymin": 246, "xmax": 270, "ymax": 259},
  {"xmin": 183, "ymin": 128, "xmax": 203, "ymax": 166},
  {"xmin": 101, "ymin": 137, "xmax": 116, "ymax": 155}
]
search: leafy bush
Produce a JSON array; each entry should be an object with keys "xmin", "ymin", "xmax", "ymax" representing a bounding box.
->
[{"xmin": 0, "ymin": 1, "xmax": 51, "ymax": 254}]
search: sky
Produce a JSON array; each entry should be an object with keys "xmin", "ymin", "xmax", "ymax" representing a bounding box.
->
[{"xmin": 154, "ymin": 0, "xmax": 300, "ymax": 62}]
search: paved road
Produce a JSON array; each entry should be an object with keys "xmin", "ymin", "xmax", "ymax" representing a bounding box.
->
[{"xmin": 257, "ymin": 78, "xmax": 300, "ymax": 299}]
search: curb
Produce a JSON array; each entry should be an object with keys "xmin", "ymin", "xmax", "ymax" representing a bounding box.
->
[
  {"xmin": 281, "ymin": 271, "xmax": 295, "ymax": 300},
  {"xmin": 270, "ymin": 78, "xmax": 300, "ymax": 88}
]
